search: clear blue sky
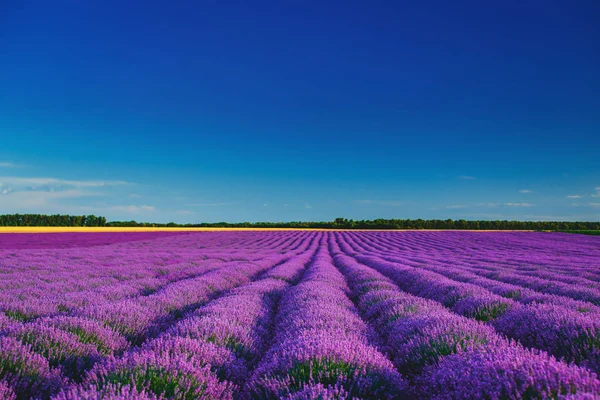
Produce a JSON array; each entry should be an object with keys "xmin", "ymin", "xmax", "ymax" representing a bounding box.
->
[{"xmin": 0, "ymin": 1, "xmax": 598, "ymax": 222}]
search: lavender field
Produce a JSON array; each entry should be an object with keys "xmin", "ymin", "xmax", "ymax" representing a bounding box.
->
[{"xmin": 1, "ymin": 231, "xmax": 600, "ymax": 399}]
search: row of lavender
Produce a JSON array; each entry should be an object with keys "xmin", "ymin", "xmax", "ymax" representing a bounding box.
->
[
  {"xmin": 0, "ymin": 231, "xmax": 318, "ymax": 398},
  {"xmin": 1, "ymin": 230, "xmax": 600, "ymax": 398},
  {"xmin": 337, "ymin": 231, "xmax": 600, "ymax": 374}
]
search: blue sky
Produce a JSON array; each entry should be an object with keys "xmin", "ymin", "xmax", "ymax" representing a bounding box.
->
[{"xmin": 0, "ymin": 1, "xmax": 599, "ymax": 222}]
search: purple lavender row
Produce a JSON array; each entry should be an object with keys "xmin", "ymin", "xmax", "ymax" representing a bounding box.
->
[
  {"xmin": 0, "ymin": 336, "xmax": 66, "ymax": 399},
  {"xmin": 0, "ymin": 379, "xmax": 16, "ymax": 400},
  {"xmin": 360, "ymin": 231, "xmax": 600, "ymax": 287},
  {"xmin": 349, "ymin": 232, "xmax": 600, "ymax": 317},
  {"xmin": 54, "ymin": 241, "xmax": 319, "ymax": 399},
  {"xmin": 375, "ymin": 252, "xmax": 600, "ymax": 314},
  {"xmin": 0, "ymin": 231, "xmax": 291, "ymax": 321},
  {"xmin": 0, "ymin": 258, "xmax": 230, "ymax": 322},
  {"xmin": 246, "ymin": 243, "xmax": 407, "ymax": 399},
  {"xmin": 0, "ymin": 239, "xmax": 316, "ymax": 398},
  {"xmin": 0, "ymin": 259, "xmax": 281, "ymax": 398},
  {"xmin": 344, "ymin": 233, "xmax": 600, "ymax": 369},
  {"xmin": 337, "ymin": 233, "xmax": 600, "ymax": 373},
  {"xmin": 77, "ymin": 255, "xmax": 292, "ymax": 344},
  {"xmin": 0, "ymin": 231, "xmax": 312, "ymax": 321},
  {"xmin": 450, "ymin": 261, "xmax": 600, "ymax": 305},
  {"xmin": 66, "ymin": 233, "xmax": 317, "ymax": 344},
  {"xmin": 330, "ymin": 240, "xmax": 600, "ymax": 399}
]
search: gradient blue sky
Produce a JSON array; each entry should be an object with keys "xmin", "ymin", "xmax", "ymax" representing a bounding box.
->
[{"xmin": 1, "ymin": 1, "xmax": 599, "ymax": 222}]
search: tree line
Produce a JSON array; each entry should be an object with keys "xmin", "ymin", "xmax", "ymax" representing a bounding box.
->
[
  {"xmin": 0, "ymin": 214, "xmax": 107, "ymax": 227},
  {"xmin": 1, "ymin": 214, "xmax": 596, "ymax": 230}
]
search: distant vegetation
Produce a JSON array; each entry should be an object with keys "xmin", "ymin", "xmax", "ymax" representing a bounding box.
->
[
  {"xmin": 0, "ymin": 214, "xmax": 599, "ymax": 231},
  {"xmin": 0, "ymin": 214, "xmax": 107, "ymax": 227}
]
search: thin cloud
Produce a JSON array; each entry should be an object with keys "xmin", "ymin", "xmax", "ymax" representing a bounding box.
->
[
  {"xmin": 0, "ymin": 189, "xmax": 103, "ymax": 209},
  {"xmin": 305, "ymin": 204, "xmax": 313, "ymax": 209},
  {"xmin": 589, "ymin": 203, "xmax": 600, "ymax": 208},
  {"xmin": 0, "ymin": 176, "xmax": 127, "ymax": 188},
  {"xmin": 505, "ymin": 202, "xmax": 534, "ymax": 207},
  {"xmin": 0, "ymin": 162, "xmax": 18, "ymax": 168},
  {"xmin": 457, "ymin": 175, "xmax": 476, "ymax": 180},
  {"xmin": 446, "ymin": 205, "xmax": 467, "ymax": 209},
  {"xmin": 519, "ymin": 189, "xmax": 533, "ymax": 194},
  {"xmin": 567, "ymin": 195, "xmax": 582, "ymax": 199}
]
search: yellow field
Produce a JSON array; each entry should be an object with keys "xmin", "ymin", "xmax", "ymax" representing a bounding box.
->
[{"xmin": 0, "ymin": 227, "xmax": 535, "ymax": 233}]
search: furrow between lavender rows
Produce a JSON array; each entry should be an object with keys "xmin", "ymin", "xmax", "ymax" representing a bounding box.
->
[
  {"xmin": 0, "ymin": 231, "xmax": 313, "ymax": 322},
  {"xmin": 348, "ymin": 230, "xmax": 600, "ymax": 315},
  {"xmin": 335, "ymin": 233, "xmax": 600, "ymax": 374},
  {"xmin": 52, "ymin": 238, "xmax": 321, "ymax": 399},
  {"xmin": 359, "ymin": 231, "xmax": 600, "ymax": 284},
  {"xmin": 0, "ymin": 234, "xmax": 319, "ymax": 399},
  {"xmin": 349, "ymin": 231, "xmax": 600, "ymax": 295},
  {"xmin": 328, "ymin": 235, "xmax": 600, "ymax": 399},
  {"xmin": 243, "ymin": 240, "xmax": 408, "ymax": 399}
]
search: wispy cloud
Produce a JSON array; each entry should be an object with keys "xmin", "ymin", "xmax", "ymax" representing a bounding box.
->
[
  {"xmin": 519, "ymin": 189, "xmax": 533, "ymax": 194},
  {"xmin": 589, "ymin": 203, "xmax": 600, "ymax": 208},
  {"xmin": 0, "ymin": 176, "xmax": 127, "ymax": 188},
  {"xmin": 356, "ymin": 200, "xmax": 403, "ymax": 207},
  {"xmin": 505, "ymin": 202, "xmax": 534, "ymax": 207},
  {"xmin": 0, "ymin": 162, "xmax": 18, "ymax": 168},
  {"xmin": 474, "ymin": 202, "xmax": 501, "ymax": 207},
  {"xmin": 446, "ymin": 205, "xmax": 467, "ymax": 209},
  {"xmin": 567, "ymin": 195, "xmax": 582, "ymax": 199},
  {"xmin": 0, "ymin": 189, "xmax": 103, "ymax": 210},
  {"xmin": 457, "ymin": 175, "xmax": 476, "ymax": 180},
  {"xmin": 304, "ymin": 204, "xmax": 313, "ymax": 209}
]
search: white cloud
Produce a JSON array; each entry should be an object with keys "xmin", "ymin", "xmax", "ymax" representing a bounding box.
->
[
  {"xmin": 474, "ymin": 202, "xmax": 501, "ymax": 207},
  {"xmin": 589, "ymin": 203, "xmax": 600, "ymax": 208},
  {"xmin": 446, "ymin": 205, "xmax": 467, "ymax": 209},
  {"xmin": 567, "ymin": 195, "xmax": 582, "ymax": 199},
  {"xmin": 457, "ymin": 175, "xmax": 476, "ymax": 180},
  {"xmin": 505, "ymin": 202, "xmax": 534, "ymax": 207},
  {"xmin": 519, "ymin": 189, "xmax": 533, "ymax": 194},
  {"xmin": 0, "ymin": 176, "xmax": 127, "ymax": 188},
  {"xmin": 0, "ymin": 189, "xmax": 103, "ymax": 210},
  {"xmin": 0, "ymin": 162, "xmax": 17, "ymax": 168}
]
